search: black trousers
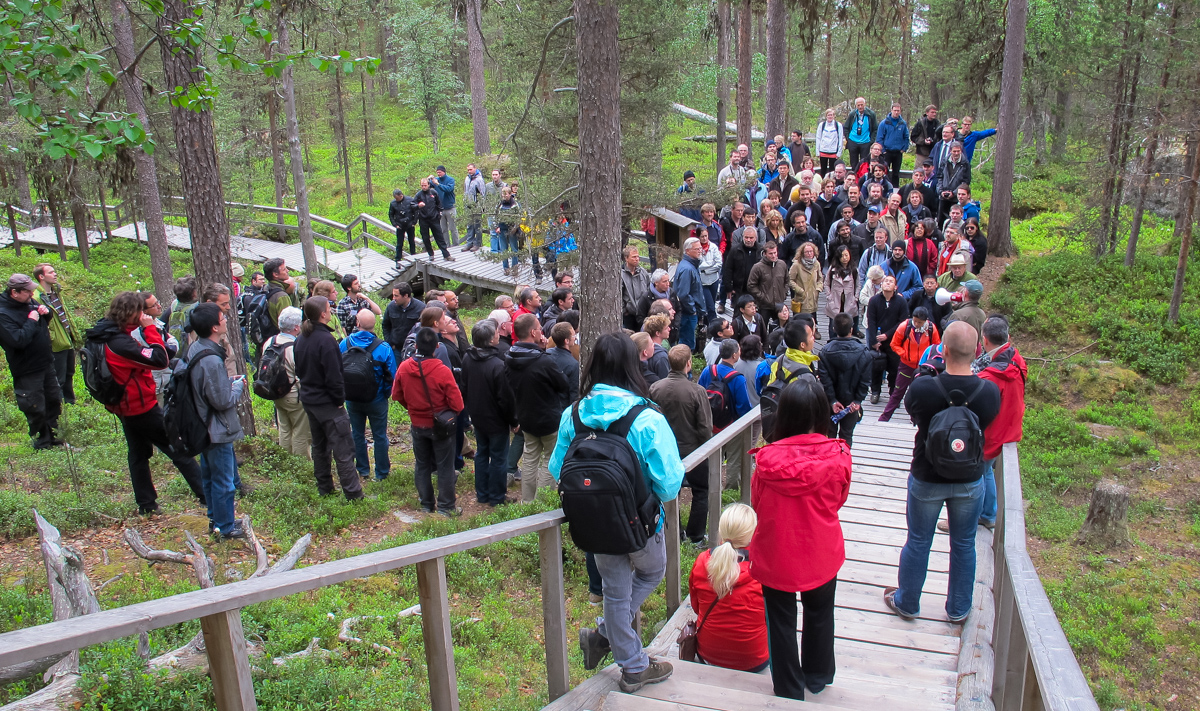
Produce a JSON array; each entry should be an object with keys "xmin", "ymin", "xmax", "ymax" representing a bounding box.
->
[
  {"xmin": 762, "ymin": 577, "xmax": 838, "ymax": 700},
  {"xmin": 883, "ymin": 150, "xmax": 904, "ymax": 187},
  {"xmin": 871, "ymin": 344, "xmax": 900, "ymax": 393},
  {"xmin": 120, "ymin": 405, "xmax": 206, "ymax": 512},
  {"xmin": 53, "ymin": 348, "xmax": 76, "ymax": 404},
  {"xmin": 13, "ymin": 368, "xmax": 61, "ymax": 441},
  {"xmin": 395, "ymin": 225, "xmax": 416, "ymax": 259},
  {"xmin": 684, "ymin": 460, "xmax": 710, "ymax": 542},
  {"xmin": 305, "ymin": 402, "xmax": 364, "ymax": 500},
  {"xmin": 938, "ymin": 196, "xmax": 956, "ymax": 223},
  {"xmin": 418, "ymin": 218, "xmax": 451, "ymax": 259},
  {"xmin": 834, "ymin": 407, "xmax": 861, "ymax": 448},
  {"xmin": 819, "ymin": 156, "xmax": 838, "ymax": 175},
  {"xmin": 847, "ymin": 142, "xmax": 871, "ymax": 172}
]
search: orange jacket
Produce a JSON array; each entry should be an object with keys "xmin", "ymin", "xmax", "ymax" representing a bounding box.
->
[{"xmin": 890, "ymin": 318, "xmax": 940, "ymax": 369}]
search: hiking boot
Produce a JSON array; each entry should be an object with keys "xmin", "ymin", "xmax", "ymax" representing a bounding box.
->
[
  {"xmin": 218, "ymin": 522, "xmax": 247, "ymax": 541},
  {"xmin": 979, "ymin": 518, "xmax": 996, "ymax": 531},
  {"xmin": 588, "ymin": 593, "xmax": 603, "ymax": 607},
  {"xmin": 870, "ymin": 391, "xmax": 880, "ymax": 404},
  {"xmin": 138, "ymin": 504, "xmax": 162, "ymax": 517},
  {"xmin": 579, "ymin": 627, "xmax": 611, "ymax": 670},
  {"xmin": 618, "ymin": 659, "xmax": 673, "ymax": 693},
  {"xmin": 444, "ymin": 255, "xmax": 456, "ymax": 262},
  {"xmin": 436, "ymin": 507, "xmax": 463, "ymax": 518},
  {"xmin": 883, "ymin": 587, "xmax": 917, "ymax": 620}
]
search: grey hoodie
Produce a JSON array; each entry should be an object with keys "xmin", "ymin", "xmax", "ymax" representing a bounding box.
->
[{"xmin": 186, "ymin": 337, "xmax": 245, "ymax": 445}]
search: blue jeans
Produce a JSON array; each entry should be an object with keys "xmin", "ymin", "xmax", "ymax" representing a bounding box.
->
[
  {"xmin": 465, "ymin": 216, "xmax": 482, "ymax": 249},
  {"xmin": 678, "ymin": 313, "xmax": 698, "ymax": 350},
  {"xmin": 474, "ymin": 430, "xmax": 509, "ymax": 504},
  {"xmin": 980, "ymin": 458, "xmax": 997, "ymax": 524},
  {"xmin": 345, "ymin": 397, "xmax": 390, "ymax": 480},
  {"xmin": 496, "ymin": 226, "xmax": 514, "ymax": 269},
  {"xmin": 594, "ymin": 531, "xmax": 667, "ymax": 674},
  {"xmin": 702, "ymin": 283, "xmax": 720, "ymax": 323},
  {"xmin": 895, "ymin": 475, "xmax": 984, "ymax": 619},
  {"xmin": 200, "ymin": 442, "xmax": 238, "ymax": 534}
]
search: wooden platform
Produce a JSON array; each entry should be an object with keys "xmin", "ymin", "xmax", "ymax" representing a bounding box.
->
[{"xmin": 396, "ymin": 244, "xmax": 580, "ymax": 297}]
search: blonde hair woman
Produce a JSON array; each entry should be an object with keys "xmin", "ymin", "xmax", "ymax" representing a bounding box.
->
[
  {"xmin": 686, "ymin": 503, "xmax": 769, "ymax": 672},
  {"xmin": 763, "ymin": 210, "xmax": 787, "ymax": 244}
]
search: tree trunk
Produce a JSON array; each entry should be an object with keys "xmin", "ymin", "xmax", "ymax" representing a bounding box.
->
[
  {"xmin": 11, "ymin": 159, "xmax": 34, "ymax": 220},
  {"xmin": 899, "ymin": 0, "xmax": 911, "ymax": 105},
  {"xmin": 1169, "ymin": 133, "xmax": 1198, "ymax": 323},
  {"xmin": 334, "ymin": 69, "xmax": 353, "ymax": 211},
  {"xmin": 265, "ymin": 42, "xmax": 288, "ymax": 228},
  {"xmin": 277, "ymin": 13, "xmax": 320, "ymax": 281},
  {"xmin": 985, "ymin": 0, "xmax": 1027, "ymax": 259},
  {"xmin": 5, "ymin": 203, "xmax": 20, "ymax": 258},
  {"xmin": 736, "ymin": 0, "xmax": 752, "ymax": 160},
  {"xmin": 1108, "ymin": 2, "xmax": 1149, "ymax": 253},
  {"xmin": 822, "ymin": 7, "xmax": 832, "ymax": 108},
  {"xmin": 1078, "ymin": 480, "xmax": 1130, "ymax": 549},
  {"xmin": 574, "ymin": 0, "xmax": 623, "ymax": 358},
  {"xmin": 764, "ymin": 0, "xmax": 786, "ymax": 141},
  {"xmin": 96, "ymin": 175, "xmax": 113, "ymax": 241},
  {"xmin": 111, "ymin": 0, "xmax": 175, "ymax": 305},
  {"xmin": 465, "ymin": 0, "xmax": 490, "ymax": 155},
  {"xmin": 716, "ymin": 0, "xmax": 731, "ymax": 171},
  {"xmin": 930, "ymin": 78, "xmax": 941, "ymax": 111},
  {"xmin": 1050, "ymin": 86, "xmax": 1071, "ymax": 160},
  {"xmin": 359, "ymin": 20, "xmax": 376, "ymax": 206},
  {"xmin": 66, "ymin": 166, "xmax": 90, "ymax": 270},
  {"xmin": 1097, "ymin": 2, "xmax": 1134, "ymax": 255},
  {"xmin": 1127, "ymin": 2, "xmax": 1179, "ymax": 267},
  {"xmin": 159, "ymin": 0, "xmax": 253, "ymax": 434}
]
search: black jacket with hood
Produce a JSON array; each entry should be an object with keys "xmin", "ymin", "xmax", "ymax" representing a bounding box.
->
[
  {"xmin": 461, "ymin": 345, "xmax": 518, "ymax": 436},
  {"xmin": 503, "ymin": 341, "xmax": 570, "ymax": 437},
  {"xmin": 0, "ymin": 292, "xmax": 53, "ymax": 377}
]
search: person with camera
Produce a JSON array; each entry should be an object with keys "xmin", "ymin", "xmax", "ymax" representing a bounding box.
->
[
  {"xmin": 550, "ymin": 332, "xmax": 684, "ymax": 693},
  {"xmin": 0, "ymin": 274, "xmax": 62, "ymax": 450},
  {"xmin": 393, "ymin": 327, "xmax": 465, "ymax": 516}
]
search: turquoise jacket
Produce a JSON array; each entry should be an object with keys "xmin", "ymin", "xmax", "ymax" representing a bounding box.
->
[{"xmin": 549, "ymin": 384, "xmax": 685, "ymax": 533}]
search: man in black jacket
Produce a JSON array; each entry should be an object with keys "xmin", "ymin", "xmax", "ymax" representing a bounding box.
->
[
  {"xmin": 819, "ymin": 313, "xmax": 873, "ymax": 447},
  {"xmin": 388, "ymin": 188, "xmax": 417, "ymax": 261},
  {"xmin": 721, "ymin": 227, "xmax": 762, "ymax": 310},
  {"xmin": 0, "ymin": 274, "xmax": 61, "ymax": 449},
  {"xmin": 504, "ymin": 313, "xmax": 570, "ymax": 503},
  {"xmin": 866, "ymin": 275, "xmax": 911, "ymax": 403},
  {"xmin": 382, "ymin": 283, "xmax": 425, "ymax": 350},
  {"xmin": 414, "ymin": 178, "xmax": 454, "ymax": 262},
  {"xmin": 461, "ymin": 320, "xmax": 518, "ymax": 506}
]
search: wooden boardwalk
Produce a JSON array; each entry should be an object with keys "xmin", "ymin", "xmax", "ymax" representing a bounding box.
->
[{"xmin": 396, "ymin": 243, "xmax": 579, "ymax": 296}]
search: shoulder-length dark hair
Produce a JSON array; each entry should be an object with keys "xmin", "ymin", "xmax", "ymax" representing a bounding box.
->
[
  {"xmin": 770, "ymin": 377, "xmax": 831, "ymax": 441},
  {"xmin": 580, "ymin": 332, "xmax": 650, "ymax": 401},
  {"xmin": 300, "ymin": 296, "xmax": 329, "ymax": 337}
]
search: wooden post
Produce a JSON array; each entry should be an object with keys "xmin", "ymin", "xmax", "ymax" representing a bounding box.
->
[
  {"xmin": 416, "ymin": 557, "xmax": 459, "ymax": 711},
  {"xmin": 538, "ymin": 527, "xmax": 570, "ymax": 701},
  {"xmin": 707, "ymin": 451, "xmax": 722, "ymax": 547},
  {"xmin": 664, "ymin": 499, "xmax": 681, "ymax": 615},
  {"xmin": 199, "ymin": 610, "xmax": 257, "ymax": 711},
  {"xmin": 1077, "ymin": 480, "xmax": 1130, "ymax": 549},
  {"xmin": 997, "ymin": 600, "xmax": 1029, "ymax": 711},
  {"xmin": 738, "ymin": 424, "xmax": 756, "ymax": 504}
]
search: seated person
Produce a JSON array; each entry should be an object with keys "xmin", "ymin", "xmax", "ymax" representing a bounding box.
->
[{"xmin": 687, "ymin": 503, "xmax": 769, "ymax": 672}]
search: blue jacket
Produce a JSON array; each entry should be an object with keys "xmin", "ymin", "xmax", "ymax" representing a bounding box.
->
[
  {"xmin": 876, "ymin": 115, "xmax": 910, "ymax": 153},
  {"xmin": 858, "ymin": 245, "xmax": 890, "ymax": 287},
  {"xmin": 960, "ymin": 200, "xmax": 982, "ymax": 221},
  {"xmin": 884, "ymin": 258, "xmax": 923, "ymax": 299},
  {"xmin": 697, "ymin": 362, "xmax": 753, "ymax": 419},
  {"xmin": 549, "ymin": 384, "xmax": 685, "ymax": 533},
  {"xmin": 339, "ymin": 330, "xmax": 399, "ymax": 401},
  {"xmin": 673, "ymin": 255, "xmax": 705, "ymax": 317},
  {"xmin": 432, "ymin": 175, "xmax": 456, "ymax": 210},
  {"xmin": 960, "ymin": 129, "xmax": 997, "ymax": 163}
]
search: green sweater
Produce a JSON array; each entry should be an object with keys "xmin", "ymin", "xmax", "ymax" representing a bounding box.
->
[
  {"xmin": 266, "ymin": 280, "xmax": 301, "ymax": 329},
  {"xmin": 35, "ymin": 286, "xmax": 83, "ymax": 352}
]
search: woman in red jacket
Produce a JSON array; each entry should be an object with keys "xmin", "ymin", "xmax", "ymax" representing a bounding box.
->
[
  {"xmin": 749, "ymin": 378, "xmax": 851, "ymax": 700},
  {"xmin": 687, "ymin": 503, "xmax": 769, "ymax": 672}
]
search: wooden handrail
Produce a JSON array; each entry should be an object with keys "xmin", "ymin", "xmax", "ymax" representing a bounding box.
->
[{"xmin": 992, "ymin": 443, "xmax": 1098, "ymax": 710}]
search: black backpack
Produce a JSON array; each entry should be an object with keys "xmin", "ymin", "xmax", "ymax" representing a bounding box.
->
[
  {"xmin": 759, "ymin": 356, "xmax": 814, "ymax": 442},
  {"xmin": 557, "ymin": 404, "xmax": 661, "ymax": 555},
  {"xmin": 704, "ymin": 365, "xmax": 741, "ymax": 432},
  {"xmin": 342, "ymin": 337, "xmax": 385, "ymax": 403},
  {"xmin": 398, "ymin": 330, "xmax": 419, "ymax": 362},
  {"xmin": 252, "ymin": 338, "xmax": 294, "ymax": 400},
  {"xmin": 925, "ymin": 378, "xmax": 987, "ymax": 480},
  {"xmin": 246, "ymin": 287, "xmax": 283, "ymax": 346},
  {"xmin": 163, "ymin": 351, "xmax": 218, "ymax": 458},
  {"xmin": 79, "ymin": 334, "xmax": 125, "ymax": 407}
]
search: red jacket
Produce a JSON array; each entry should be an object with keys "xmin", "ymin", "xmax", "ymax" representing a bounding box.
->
[
  {"xmin": 104, "ymin": 321, "xmax": 169, "ymax": 417},
  {"xmin": 392, "ymin": 355, "xmax": 464, "ymax": 429},
  {"xmin": 749, "ymin": 433, "xmax": 851, "ymax": 592},
  {"xmin": 906, "ymin": 236, "xmax": 937, "ymax": 277},
  {"xmin": 978, "ymin": 344, "xmax": 1027, "ymax": 460},
  {"xmin": 688, "ymin": 550, "xmax": 768, "ymax": 671}
]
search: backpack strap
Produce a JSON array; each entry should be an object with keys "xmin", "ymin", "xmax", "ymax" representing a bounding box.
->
[
  {"xmin": 934, "ymin": 376, "xmax": 987, "ymax": 408},
  {"xmin": 365, "ymin": 337, "xmax": 383, "ymax": 354},
  {"xmin": 571, "ymin": 402, "xmax": 593, "ymax": 437},
  {"xmin": 721, "ymin": 369, "xmax": 740, "ymax": 384},
  {"xmin": 605, "ymin": 404, "xmax": 649, "ymax": 439}
]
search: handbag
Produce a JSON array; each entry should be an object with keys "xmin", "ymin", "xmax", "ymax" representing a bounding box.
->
[
  {"xmin": 416, "ymin": 359, "xmax": 459, "ymax": 438},
  {"xmin": 677, "ymin": 595, "xmax": 721, "ymax": 663}
]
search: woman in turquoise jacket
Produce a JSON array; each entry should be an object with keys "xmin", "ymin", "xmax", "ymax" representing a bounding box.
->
[{"xmin": 551, "ymin": 332, "xmax": 684, "ymax": 694}]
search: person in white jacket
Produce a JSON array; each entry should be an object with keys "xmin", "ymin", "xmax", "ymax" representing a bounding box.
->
[
  {"xmin": 815, "ymin": 108, "xmax": 845, "ymax": 175},
  {"xmin": 694, "ymin": 215, "xmax": 723, "ymax": 323}
]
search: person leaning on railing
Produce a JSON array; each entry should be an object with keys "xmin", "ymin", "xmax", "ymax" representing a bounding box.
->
[
  {"xmin": 686, "ymin": 503, "xmax": 769, "ymax": 672},
  {"xmin": 749, "ymin": 377, "xmax": 851, "ymax": 701}
]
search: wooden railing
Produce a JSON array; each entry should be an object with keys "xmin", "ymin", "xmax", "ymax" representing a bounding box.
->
[{"xmin": 992, "ymin": 442, "xmax": 1098, "ymax": 710}]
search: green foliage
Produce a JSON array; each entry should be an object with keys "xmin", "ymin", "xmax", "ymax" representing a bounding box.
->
[{"xmin": 386, "ymin": 0, "xmax": 465, "ymax": 149}]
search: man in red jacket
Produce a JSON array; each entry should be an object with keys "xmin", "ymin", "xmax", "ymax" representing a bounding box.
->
[
  {"xmin": 393, "ymin": 327, "xmax": 465, "ymax": 516},
  {"xmin": 974, "ymin": 315, "xmax": 1027, "ymax": 529},
  {"xmin": 85, "ymin": 292, "xmax": 206, "ymax": 516}
]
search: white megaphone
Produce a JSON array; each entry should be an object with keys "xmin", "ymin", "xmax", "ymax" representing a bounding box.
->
[{"xmin": 934, "ymin": 287, "xmax": 965, "ymax": 306}]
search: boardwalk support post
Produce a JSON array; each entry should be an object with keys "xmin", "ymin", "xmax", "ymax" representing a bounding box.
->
[
  {"xmin": 539, "ymin": 526, "xmax": 570, "ymax": 701},
  {"xmin": 664, "ymin": 499, "xmax": 681, "ymax": 615},
  {"xmin": 707, "ymin": 450, "xmax": 722, "ymax": 547},
  {"xmin": 417, "ymin": 557, "xmax": 459, "ymax": 711},
  {"xmin": 199, "ymin": 609, "xmax": 257, "ymax": 711}
]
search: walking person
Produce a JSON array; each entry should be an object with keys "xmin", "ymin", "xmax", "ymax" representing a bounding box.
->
[
  {"xmin": 33, "ymin": 264, "xmax": 83, "ymax": 404},
  {"xmin": 263, "ymin": 307, "xmax": 310, "ymax": 458},
  {"xmin": 885, "ymin": 322, "xmax": 1000, "ymax": 623},
  {"xmin": 751, "ymin": 377, "xmax": 851, "ymax": 700},
  {"xmin": 819, "ymin": 313, "xmax": 873, "ymax": 447},
  {"xmin": 553, "ymin": 333, "xmax": 685, "ymax": 693},
  {"xmin": 461, "ymin": 319, "xmax": 518, "ymax": 506},
  {"xmin": 88, "ymin": 291, "xmax": 206, "ymax": 514},
  {"xmin": 393, "ymin": 327, "xmax": 465, "ymax": 516},
  {"xmin": 649, "ymin": 345, "xmax": 713, "ymax": 545},
  {"xmin": 0, "ymin": 274, "xmax": 62, "ymax": 449},
  {"xmin": 340, "ymin": 311, "xmax": 397, "ymax": 481},
  {"xmin": 294, "ymin": 297, "xmax": 365, "ymax": 501},
  {"xmin": 505, "ymin": 313, "xmax": 570, "ymax": 502},
  {"xmin": 185, "ymin": 303, "xmax": 247, "ymax": 539},
  {"xmin": 389, "ymin": 188, "xmax": 417, "ymax": 261}
]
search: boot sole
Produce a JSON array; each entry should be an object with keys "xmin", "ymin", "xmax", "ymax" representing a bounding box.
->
[{"xmin": 618, "ymin": 668, "xmax": 673, "ymax": 693}]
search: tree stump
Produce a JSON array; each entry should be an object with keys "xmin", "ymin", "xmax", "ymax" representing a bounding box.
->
[{"xmin": 1078, "ymin": 479, "xmax": 1130, "ymax": 548}]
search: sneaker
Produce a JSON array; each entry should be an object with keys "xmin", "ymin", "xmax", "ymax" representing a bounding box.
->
[
  {"xmin": 883, "ymin": 587, "xmax": 917, "ymax": 620},
  {"xmin": 444, "ymin": 255, "xmax": 457, "ymax": 262},
  {"xmin": 687, "ymin": 535, "xmax": 709, "ymax": 549},
  {"xmin": 870, "ymin": 391, "xmax": 880, "ymax": 404},
  {"xmin": 421, "ymin": 507, "xmax": 435, "ymax": 514},
  {"xmin": 588, "ymin": 593, "xmax": 603, "ymax": 607},
  {"xmin": 218, "ymin": 522, "xmax": 247, "ymax": 541},
  {"xmin": 979, "ymin": 518, "xmax": 996, "ymax": 530},
  {"xmin": 618, "ymin": 659, "xmax": 673, "ymax": 693},
  {"xmin": 138, "ymin": 504, "xmax": 162, "ymax": 517},
  {"xmin": 579, "ymin": 627, "xmax": 611, "ymax": 670},
  {"xmin": 436, "ymin": 507, "xmax": 463, "ymax": 518}
]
